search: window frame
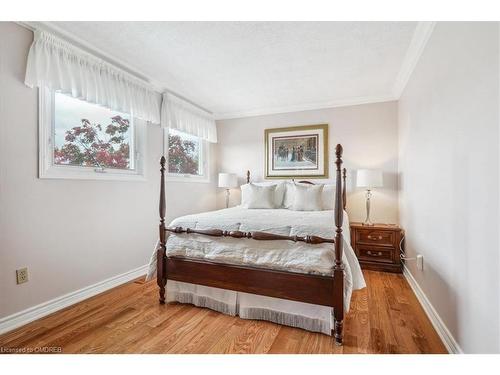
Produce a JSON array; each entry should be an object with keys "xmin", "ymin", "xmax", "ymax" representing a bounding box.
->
[
  {"xmin": 38, "ymin": 87, "xmax": 147, "ymax": 182},
  {"xmin": 164, "ymin": 128, "xmax": 210, "ymax": 183}
]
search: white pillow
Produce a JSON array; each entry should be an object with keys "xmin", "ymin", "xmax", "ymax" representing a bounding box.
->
[
  {"xmin": 241, "ymin": 181, "xmax": 285, "ymax": 208},
  {"xmin": 241, "ymin": 183, "xmax": 277, "ymax": 209},
  {"xmin": 322, "ymin": 184, "xmax": 336, "ymax": 210},
  {"xmin": 284, "ymin": 181, "xmax": 337, "ymax": 210},
  {"xmin": 292, "ymin": 183, "xmax": 324, "ymax": 211},
  {"xmin": 283, "ymin": 181, "xmax": 296, "ymax": 209}
]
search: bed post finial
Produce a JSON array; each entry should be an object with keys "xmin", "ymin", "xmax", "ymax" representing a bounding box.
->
[
  {"xmin": 157, "ymin": 156, "xmax": 167, "ymax": 304},
  {"xmin": 246, "ymin": 170, "xmax": 250, "ymax": 184},
  {"xmin": 333, "ymin": 144, "xmax": 345, "ymax": 345},
  {"xmin": 342, "ymin": 168, "xmax": 347, "ymax": 210},
  {"xmin": 335, "ymin": 144, "xmax": 343, "ymax": 159}
]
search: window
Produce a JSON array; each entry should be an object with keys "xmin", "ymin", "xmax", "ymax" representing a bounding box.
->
[
  {"xmin": 165, "ymin": 128, "xmax": 209, "ymax": 182},
  {"xmin": 39, "ymin": 88, "xmax": 146, "ymax": 181}
]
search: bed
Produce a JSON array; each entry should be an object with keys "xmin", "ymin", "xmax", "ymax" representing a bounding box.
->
[{"xmin": 148, "ymin": 144, "xmax": 364, "ymax": 345}]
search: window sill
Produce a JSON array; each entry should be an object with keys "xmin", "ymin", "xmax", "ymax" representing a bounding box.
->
[{"xmin": 40, "ymin": 166, "xmax": 146, "ymax": 182}]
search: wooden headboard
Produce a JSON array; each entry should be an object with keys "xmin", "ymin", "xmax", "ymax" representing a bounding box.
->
[{"xmin": 245, "ymin": 168, "xmax": 347, "ymax": 210}]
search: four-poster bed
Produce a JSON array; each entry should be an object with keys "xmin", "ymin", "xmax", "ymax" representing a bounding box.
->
[{"xmin": 156, "ymin": 144, "xmax": 349, "ymax": 345}]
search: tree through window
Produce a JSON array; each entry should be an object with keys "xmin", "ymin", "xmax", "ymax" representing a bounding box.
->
[
  {"xmin": 53, "ymin": 93, "xmax": 134, "ymax": 170},
  {"xmin": 167, "ymin": 129, "xmax": 202, "ymax": 176}
]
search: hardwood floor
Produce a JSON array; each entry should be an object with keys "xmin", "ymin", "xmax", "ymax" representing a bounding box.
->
[{"xmin": 0, "ymin": 270, "xmax": 447, "ymax": 354}]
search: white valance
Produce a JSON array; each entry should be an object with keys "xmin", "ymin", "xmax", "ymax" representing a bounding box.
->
[
  {"xmin": 161, "ymin": 93, "xmax": 217, "ymax": 143},
  {"xmin": 25, "ymin": 31, "xmax": 162, "ymax": 124}
]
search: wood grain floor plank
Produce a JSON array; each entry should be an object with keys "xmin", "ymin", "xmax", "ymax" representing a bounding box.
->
[
  {"xmin": 221, "ymin": 319, "xmax": 281, "ymax": 354},
  {"xmin": 267, "ymin": 326, "xmax": 307, "ymax": 354},
  {"xmin": 206, "ymin": 319, "xmax": 248, "ymax": 353},
  {"xmin": 0, "ymin": 270, "xmax": 447, "ymax": 354},
  {"xmin": 169, "ymin": 312, "xmax": 239, "ymax": 354}
]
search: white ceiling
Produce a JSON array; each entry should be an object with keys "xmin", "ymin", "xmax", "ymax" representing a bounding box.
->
[{"xmin": 48, "ymin": 22, "xmax": 420, "ymax": 119}]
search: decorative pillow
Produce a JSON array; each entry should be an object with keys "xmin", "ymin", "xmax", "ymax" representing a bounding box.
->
[
  {"xmin": 292, "ymin": 183, "xmax": 324, "ymax": 211},
  {"xmin": 241, "ymin": 181, "xmax": 285, "ymax": 208},
  {"xmin": 284, "ymin": 181, "xmax": 320, "ymax": 209},
  {"xmin": 241, "ymin": 183, "xmax": 277, "ymax": 209},
  {"xmin": 322, "ymin": 184, "xmax": 336, "ymax": 210},
  {"xmin": 283, "ymin": 181, "xmax": 296, "ymax": 209},
  {"xmin": 284, "ymin": 182, "xmax": 336, "ymax": 210}
]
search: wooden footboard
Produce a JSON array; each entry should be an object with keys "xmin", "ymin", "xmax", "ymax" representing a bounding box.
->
[
  {"xmin": 167, "ymin": 257, "xmax": 335, "ymax": 306},
  {"xmin": 156, "ymin": 144, "xmax": 347, "ymax": 345}
]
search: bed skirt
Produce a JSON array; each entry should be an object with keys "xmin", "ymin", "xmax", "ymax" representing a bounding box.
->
[
  {"xmin": 238, "ymin": 306, "xmax": 332, "ymax": 335},
  {"xmin": 166, "ymin": 280, "xmax": 238, "ymax": 316},
  {"xmin": 164, "ymin": 280, "xmax": 333, "ymax": 335}
]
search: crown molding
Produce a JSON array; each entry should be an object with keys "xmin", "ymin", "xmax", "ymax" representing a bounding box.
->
[
  {"xmin": 392, "ymin": 21, "xmax": 436, "ymax": 98},
  {"xmin": 214, "ymin": 94, "xmax": 397, "ymax": 120}
]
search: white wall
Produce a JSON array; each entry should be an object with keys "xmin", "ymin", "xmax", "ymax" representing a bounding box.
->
[
  {"xmin": 0, "ymin": 22, "xmax": 217, "ymax": 320},
  {"xmin": 398, "ymin": 22, "xmax": 499, "ymax": 353},
  {"xmin": 216, "ymin": 101, "xmax": 399, "ymax": 224}
]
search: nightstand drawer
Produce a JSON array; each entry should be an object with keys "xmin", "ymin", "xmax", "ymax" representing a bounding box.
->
[
  {"xmin": 355, "ymin": 229, "xmax": 395, "ymax": 247},
  {"xmin": 357, "ymin": 245, "xmax": 393, "ymax": 263},
  {"xmin": 350, "ymin": 222, "xmax": 403, "ymax": 273}
]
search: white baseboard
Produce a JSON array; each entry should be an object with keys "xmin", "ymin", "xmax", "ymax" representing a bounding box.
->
[
  {"xmin": 0, "ymin": 264, "xmax": 148, "ymax": 335},
  {"xmin": 402, "ymin": 265, "xmax": 463, "ymax": 354}
]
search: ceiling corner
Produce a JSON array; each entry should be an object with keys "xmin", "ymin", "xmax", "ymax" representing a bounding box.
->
[{"xmin": 392, "ymin": 21, "xmax": 436, "ymax": 99}]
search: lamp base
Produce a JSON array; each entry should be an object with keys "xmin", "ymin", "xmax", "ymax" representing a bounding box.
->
[
  {"xmin": 363, "ymin": 189, "xmax": 374, "ymax": 226},
  {"xmin": 224, "ymin": 189, "xmax": 230, "ymax": 208}
]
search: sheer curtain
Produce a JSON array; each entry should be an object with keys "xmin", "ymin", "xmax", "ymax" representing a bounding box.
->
[
  {"xmin": 161, "ymin": 93, "xmax": 217, "ymax": 143},
  {"xmin": 25, "ymin": 30, "xmax": 162, "ymax": 124}
]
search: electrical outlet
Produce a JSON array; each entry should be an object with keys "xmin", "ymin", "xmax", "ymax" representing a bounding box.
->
[
  {"xmin": 416, "ymin": 255, "xmax": 424, "ymax": 271},
  {"xmin": 16, "ymin": 268, "xmax": 29, "ymax": 284}
]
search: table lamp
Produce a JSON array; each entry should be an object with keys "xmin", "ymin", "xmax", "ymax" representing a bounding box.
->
[
  {"xmin": 356, "ymin": 169, "xmax": 383, "ymax": 226},
  {"xmin": 218, "ymin": 173, "xmax": 238, "ymax": 208}
]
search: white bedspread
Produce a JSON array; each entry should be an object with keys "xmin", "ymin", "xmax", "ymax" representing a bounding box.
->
[{"xmin": 145, "ymin": 207, "xmax": 365, "ymax": 335}]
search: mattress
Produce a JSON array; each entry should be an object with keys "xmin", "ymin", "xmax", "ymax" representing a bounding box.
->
[{"xmin": 173, "ymin": 208, "xmax": 358, "ymax": 273}]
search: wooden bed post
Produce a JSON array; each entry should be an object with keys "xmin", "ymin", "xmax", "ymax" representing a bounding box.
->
[
  {"xmin": 157, "ymin": 156, "xmax": 167, "ymax": 304},
  {"xmin": 342, "ymin": 168, "xmax": 347, "ymax": 210},
  {"xmin": 246, "ymin": 170, "xmax": 250, "ymax": 184},
  {"xmin": 333, "ymin": 144, "xmax": 345, "ymax": 345}
]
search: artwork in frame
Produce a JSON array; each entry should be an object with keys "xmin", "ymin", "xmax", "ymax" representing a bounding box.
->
[{"xmin": 265, "ymin": 124, "xmax": 328, "ymax": 179}]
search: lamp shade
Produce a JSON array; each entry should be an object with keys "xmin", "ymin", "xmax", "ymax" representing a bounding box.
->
[
  {"xmin": 218, "ymin": 173, "xmax": 238, "ymax": 188},
  {"xmin": 357, "ymin": 169, "xmax": 383, "ymax": 188}
]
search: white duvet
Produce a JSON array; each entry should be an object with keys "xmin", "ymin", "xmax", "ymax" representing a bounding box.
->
[{"xmin": 145, "ymin": 207, "xmax": 366, "ymax": 335}]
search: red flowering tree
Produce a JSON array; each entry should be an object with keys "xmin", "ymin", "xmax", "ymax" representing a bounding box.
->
[
  {"xmin": 168, "ymin": 133, "xmax": 199, "ymax": 175},
  {"xmin": 54, "ymin": 115, "xmax": 131, "ymax": 169}
]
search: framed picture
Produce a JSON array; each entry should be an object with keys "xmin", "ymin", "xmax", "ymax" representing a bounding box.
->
[{"xmin": 265, "ymin": 124, "xmax": 328, "ymax": 179}]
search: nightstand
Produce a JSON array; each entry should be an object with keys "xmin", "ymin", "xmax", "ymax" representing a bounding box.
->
[{"xmin": 349, "ymin": 222, "xmax": 404, "ymax": 273}]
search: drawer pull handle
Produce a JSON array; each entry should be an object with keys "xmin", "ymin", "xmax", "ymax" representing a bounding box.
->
[
  {"xmin": 367, "ymin": 235, "xmax": 383, "ymax": 240},
  {"xmin": 367, "ymin": 250, "xmax": 383, "ymax": 256}
]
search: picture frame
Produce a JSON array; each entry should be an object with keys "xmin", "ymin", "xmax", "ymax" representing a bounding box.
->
[{"xmin": 264, "ymin": 124, "xmax": 328, "ymax": 179}]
